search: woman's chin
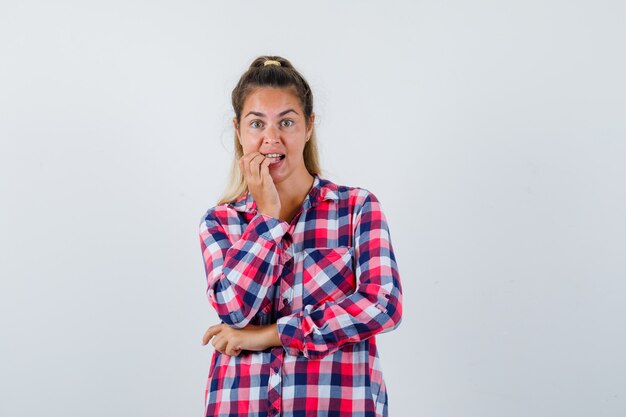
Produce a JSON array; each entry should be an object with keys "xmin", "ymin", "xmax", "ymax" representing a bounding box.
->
[
  {"xmin": 268, "ymin": 160, "xmax": 286, "ymax": 179},
  {"xmin": 268, "ymin": 171, "xmax": 283, "ymax": 182}
]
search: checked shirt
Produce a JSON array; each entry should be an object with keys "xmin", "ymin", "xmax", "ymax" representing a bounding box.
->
[{"xmin": 198, "ymin": 175, "xmax": 403, "ymax": 417}]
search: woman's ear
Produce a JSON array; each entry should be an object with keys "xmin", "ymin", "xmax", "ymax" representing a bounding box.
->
[
  {"xmin": 307, "ymin": 112, "xmax": 315, "ymax": 140},
  {"xmin": 233, "ymin": 117, "xmax": 241, "ymax": 144}
]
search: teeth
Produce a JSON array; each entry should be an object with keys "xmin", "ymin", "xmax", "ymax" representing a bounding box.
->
[{"xmin": 264, "ymin": 153, "xmax": 284, "ymax": 158}]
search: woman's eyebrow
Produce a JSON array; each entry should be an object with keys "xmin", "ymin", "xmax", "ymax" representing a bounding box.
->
[{"xmin": 244, "ymin": 109, "xmax": 299, "ymax": 118}]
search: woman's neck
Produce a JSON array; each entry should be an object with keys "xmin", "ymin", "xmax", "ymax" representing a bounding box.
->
[{"xmin": 274, "ymin": 170, "xmax": 315, "ymax": 223}]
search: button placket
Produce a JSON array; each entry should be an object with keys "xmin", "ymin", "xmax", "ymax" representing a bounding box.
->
[
  {"xmin": 279, "ymin": 242, "xmax": 295, "ymax": 314},
  {"xmin": 266, "ymin": 346, "xmax": 284, "ymax": 417},
  {"xmin": 267, "ymin": 230, "xmax": 292, "ymax": 416}
]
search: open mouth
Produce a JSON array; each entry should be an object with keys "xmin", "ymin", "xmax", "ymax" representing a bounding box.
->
[{"xmin": 262, "ymin": 153, "xmax": 286, "ymax": 164}]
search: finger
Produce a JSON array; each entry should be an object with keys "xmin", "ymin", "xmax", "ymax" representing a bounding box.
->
[
  {"xmin": 202, "ymin": 325, "xmax": 222, "ymax": 345},
  {"xmin": 248, "ymin": 154, "xmax": 265, "ymax": 181},
  {"xmin": 225, "ymin": 338, "xmax": 243, "ymax": 357},
  {"xmin": 241, "ymin": 151, "xmax": 261, "ymax": 167},
  {"xmin": 204, "ymin": 325, "xmax": 223, "ymax": 344},
  {"xmin": 243, "ymin": 153, "xmax": 255, "ymax": 178},
  {"xmin": 241, "ymin": 151, "xmax": 261, "ymax": 161},
  {"xmin": 211, "ymin": 334, "xmax": 225, "ymax": 352},
  {"xmin": 260, "ymin": 157, "xmax": 272, "ymax": 179},
  {"xmin": 204, "ymin": 324, "xmax": 219, "ymax": 335},
  {"xmin": 216, "ymin": 339, "xmax": 229, "ymax": 354},
  {"xmin": 226, "ymin": 345, "xmax": 242, "ymax": 357},
  {"xmin": 244, "ymin": 154, "xmax": 259, "ymax": 183},
  {"xmin": 239, "ymin": 153, "xmax": 257, "ymax": 181}
]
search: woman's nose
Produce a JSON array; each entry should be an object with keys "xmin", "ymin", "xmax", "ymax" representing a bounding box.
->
[{"xmin": 263, "ymin": 126, "xmax": 279, "ymax": 144}]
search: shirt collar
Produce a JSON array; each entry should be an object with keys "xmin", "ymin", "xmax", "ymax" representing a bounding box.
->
[{"xmin": 228, "ymin": 174, "xmax": 339, "ymax": 214}]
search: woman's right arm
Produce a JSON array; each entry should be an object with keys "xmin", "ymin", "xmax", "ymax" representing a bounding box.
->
[{"xmin": 199, "ymin": 208, "xmax": 289, "ymax": 328}]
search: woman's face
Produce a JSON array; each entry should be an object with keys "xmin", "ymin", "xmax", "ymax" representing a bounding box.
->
[{"xmin": 234, "ymin": 87, "xmax": 314, "ymax": 184}]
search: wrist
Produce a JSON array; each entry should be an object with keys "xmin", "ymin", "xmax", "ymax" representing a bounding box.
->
[
  {"xmin": 263, "ymin": 323, "xmax": 281, "ymax": 348},
  {"xmin": 257, "ymin": 206, "xmax": 281, "ymax": 219}
]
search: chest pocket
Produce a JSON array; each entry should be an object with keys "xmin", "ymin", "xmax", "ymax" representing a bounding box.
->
[{"xmin": 301, "ymin": 246, "xmax": 356, "ymax": 307}]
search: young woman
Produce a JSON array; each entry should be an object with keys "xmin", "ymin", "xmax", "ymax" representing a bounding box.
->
[{"xmin": 199, "ymin": 55, "xmax": 403, "ymax": 417}]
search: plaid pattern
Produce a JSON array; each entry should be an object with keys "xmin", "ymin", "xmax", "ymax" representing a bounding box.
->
[{"xmin": 199, "ymin": 175, "xmax": 403, "ymax": 417}]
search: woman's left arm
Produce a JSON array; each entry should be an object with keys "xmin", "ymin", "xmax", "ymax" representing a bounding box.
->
[
  {"xmin": 202, "ymin": 322, "xmax": 280, "ymax": 357},
  {"xmin": 276, "ymin": 190, "xmax": 403, "ymax": 360}
]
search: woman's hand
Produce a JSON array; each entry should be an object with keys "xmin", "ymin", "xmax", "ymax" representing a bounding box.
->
[
  {"xmin": 239, "ymin": 152, "xmax": 281, "ymax": 218},
  {"xmin": 201, "ymin": 323, "xmax": 281, "ymax": 357}
]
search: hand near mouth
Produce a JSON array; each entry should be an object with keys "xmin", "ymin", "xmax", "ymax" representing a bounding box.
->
[{"xmin": 239, "ymin": 151, "xmax": 281, "ymax": 219}]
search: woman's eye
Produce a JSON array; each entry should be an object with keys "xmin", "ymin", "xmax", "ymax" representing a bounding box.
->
[
  {"xmin": 251, "ymin": 121, "xmax": 263, "ymax": 128},
  {"xmin": 281, "ymin": 119, "xmax": 294, "ymax": 127}
]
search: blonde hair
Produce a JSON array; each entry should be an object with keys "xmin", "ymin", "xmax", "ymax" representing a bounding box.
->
[{"xmin": 217, "ymin": 55, "xmax": 321, "ymax": 205}]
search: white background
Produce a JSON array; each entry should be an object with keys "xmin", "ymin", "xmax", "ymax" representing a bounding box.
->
[{"xmin": 1, "ymin": 1, "xmax": 625, "ymax": 416}]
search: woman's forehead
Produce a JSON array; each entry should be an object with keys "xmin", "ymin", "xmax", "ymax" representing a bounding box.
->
[{"xmin": 243, "ymin": 86, "xmax": 301, "ymax": 111}]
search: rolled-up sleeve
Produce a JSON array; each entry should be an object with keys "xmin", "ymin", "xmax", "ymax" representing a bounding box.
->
[
  {"xmin": 199, "ymin": 209, "xmax": 290, "ymax": 328},
  {"xmin": 276, "ymin": 191, "xmax": 403, "ymax": 359}
]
